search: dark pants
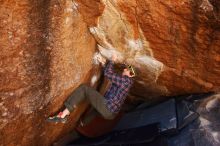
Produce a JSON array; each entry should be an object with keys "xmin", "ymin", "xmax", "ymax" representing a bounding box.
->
[{"xmin": 64, "ymin": 84, "xmax": 115, "ymax": 120}]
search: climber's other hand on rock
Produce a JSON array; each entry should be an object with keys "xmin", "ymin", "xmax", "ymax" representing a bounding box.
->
[{"xmin": 97, "ymin": 54, "xmax": 106, "ymax": 66}]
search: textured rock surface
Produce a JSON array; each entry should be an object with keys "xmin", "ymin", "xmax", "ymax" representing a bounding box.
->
[
  {"xmin": 77, "ymin": 0, "xmax": 220, "ymax": 99},
  {"xmin": 0, "ymin": 0, "xmax": 220, "ymax": 146},
  {"xmin": 0, "ymin": 0, "xmax": 97, "ymax": 145}
]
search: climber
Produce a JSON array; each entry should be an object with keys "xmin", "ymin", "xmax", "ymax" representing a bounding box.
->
[{"xmin": 47, "ymin": 54, "xmax": 136, "ymax": 123}]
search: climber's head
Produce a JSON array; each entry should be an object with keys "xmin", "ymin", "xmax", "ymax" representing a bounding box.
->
[{"xmin": 122, "ymin": 64, "xmax": 136, "ymax": 78}]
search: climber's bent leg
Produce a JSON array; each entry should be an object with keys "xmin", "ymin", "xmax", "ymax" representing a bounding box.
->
[
  {"xmin": 81, "ymin": 85, "xmax": 116, "ymax": 120},
  {"xmin": 47, "ymin": 84, "xmax": 115, "ymax": 123},
  {"xmin": 47, "ymin": 84, "xmax": 88, "ymax": 123},
  {"xmin": 64, "ymin": 84, "xmax": 92, "ymax": 112}
]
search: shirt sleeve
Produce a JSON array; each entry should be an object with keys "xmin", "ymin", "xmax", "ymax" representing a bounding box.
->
[{"xmin": 104, "ymin": 60, "xmax": 124, "ymax": 86}]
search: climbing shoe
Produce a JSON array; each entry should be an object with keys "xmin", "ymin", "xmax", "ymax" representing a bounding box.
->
[{"xmin": 46, "ymin": 116, "xmax": 68, "ymax": 123}]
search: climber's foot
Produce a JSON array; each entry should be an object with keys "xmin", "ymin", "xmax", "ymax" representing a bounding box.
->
[
  {"xmin": 47, "ymin": 116, "xmax": 67, "ymax": 123},
  {"xmin": 46, "ymin": 112, "xmax": 68, "ymax": 123}
]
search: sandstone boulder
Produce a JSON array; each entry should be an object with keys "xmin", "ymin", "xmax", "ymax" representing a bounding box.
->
[
  {"xmin": 77, "ymin": 0, "xmax": 220, "ymax": 99},
  {"xmin": 0, "ymin": 0, "xmax": 219, "ymax": 146}
]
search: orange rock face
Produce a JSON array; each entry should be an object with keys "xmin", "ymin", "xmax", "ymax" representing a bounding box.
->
[
  {"xmin": 77, "ymin": 0, "xmax": 220, "ymax": 98},
  {"xmin": 0, "ymin": 0, "xmax": 97, "ymax": 145},
  {"xmin": 0, "ymin": 0, "xmax": 220, "ymax": 146},
  {"xmin": 133, "ymin": 0, "xmax": 220, "ymax": 96}
]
